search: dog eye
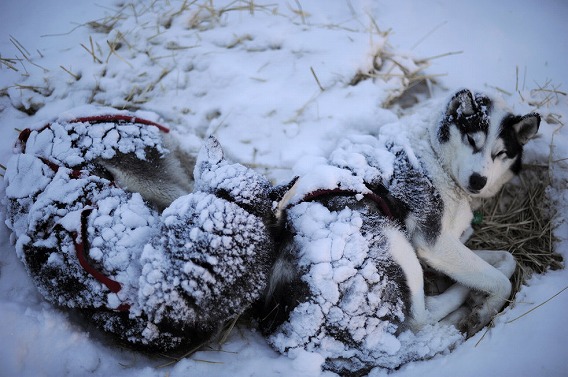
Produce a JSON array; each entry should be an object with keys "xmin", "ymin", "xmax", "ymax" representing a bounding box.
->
[
  {"xmin": 495, "ymin": 150, "xmax": 508, "ymax": 159},
  {"xmin": 467, "ymin": 135, "xmax": 477, "ymax": 149}
]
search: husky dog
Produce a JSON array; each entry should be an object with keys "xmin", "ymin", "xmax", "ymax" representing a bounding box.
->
[
  {"xmin": 260, "ymin": 89, "xmax": 540, "ymax": 373},
  {"xmin": 96, "ymin": 131, "xmax": 196, "ymax": 211},
  {"xmin": 4, "ymin": 115, "xmax": 276, "ymax": 352}
]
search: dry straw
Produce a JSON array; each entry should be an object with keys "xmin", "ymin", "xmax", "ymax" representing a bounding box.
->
[
  {"xmin": 349, "ymin": 47, "xmax": 462, "ymax": 108},
  {"xmin": 466, "ymin": 165, "xmax": 563, "ymax": 298}
]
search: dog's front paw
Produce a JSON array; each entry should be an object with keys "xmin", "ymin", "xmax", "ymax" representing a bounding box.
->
[
  {"xmin": 458, "ymin": 311, "xmax": 480, "ymax": 337},
  {"xmin": 459, "ymin": 308, "xmax": 494, "ymax": 338}
]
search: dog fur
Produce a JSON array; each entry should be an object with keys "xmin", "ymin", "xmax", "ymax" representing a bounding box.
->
[
  {"xmin": 95, "ymin": 90, "xmax": 540, "ymax": 364},
  {"xmin": 4, "ymin": 117, "xmax": 278, "ymax": 352},
  {"xmin": 96, "ymin": 133, "xmax": 196, "ymax": 210},
  {"xmin": 414, "ymin": 89, "xmax": 540, "ymax": 334},
  {"xmin": 261, "ymin": 88, "xmax": 540, "ymax": 362}
]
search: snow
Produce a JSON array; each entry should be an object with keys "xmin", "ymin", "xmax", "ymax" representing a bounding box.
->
[{"xmin": 1, "ymin": 0, "xmax": 567, "ymax": 376}]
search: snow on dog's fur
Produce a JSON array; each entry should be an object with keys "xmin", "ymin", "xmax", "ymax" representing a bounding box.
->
[
  {"xmin": 3, "ymin": 115, "xmax": 277, "ymax": 353},
  {"xmin": 2, "ymin": 89, "xmax": 540, "ymax": 373},
  {"xmin": 260, "ymin": 89, "xmax": 540, "ymax": 374}
]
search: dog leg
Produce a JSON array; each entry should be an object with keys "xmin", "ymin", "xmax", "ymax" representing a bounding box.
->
[
  {"xmin": 440, "ymin": 306, "xmax": 470, "ymax": 327},
  {"xmin": 473, "ymin": 250, "xmax": 516, "ymax": 278},
  {"xmin": 387, "ymin": 227, "xmax": 476, "ymax": 328},
  {"xmin": 422, "ymin": 249, "xmax": 516, "ymax": 328},
  {"xmin": 464, "ymin": 250, "xmax": 517, "ymax": 329},
  {"xmin": 425, "ymin": 283, "xmax": 471, "ymax": 323},
  {"xmin": 383, "ymin": 227, "xmax": 429, "ymax": 328},
  {"xmin": 417, "ymin": 236, "xmax": 512, "ymax": 337}
]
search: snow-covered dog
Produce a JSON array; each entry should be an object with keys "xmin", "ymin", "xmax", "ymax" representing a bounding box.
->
[
  {"xmin": 3, "ymin": 114, "xmax": 277, "ymax": 352},
  {"xmin": 259, "ymin": 89, "xmax": 540, "ymax": 373}
]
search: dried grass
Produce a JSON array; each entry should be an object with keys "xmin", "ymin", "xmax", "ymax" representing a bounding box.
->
[
  {"xmin": 466, "ymin": 165, "xmax": 563, "ymax": 298},
  {"xmin": 157, "ymin": 314, "xmax": 241, "ymax": 367},
  {"xmin": 348, "ymin": 46, "xmax": 461, "ymax": 108},
  {"xmin": 466, "ymin": 78, "xmax": 567, "ymax": 303}
]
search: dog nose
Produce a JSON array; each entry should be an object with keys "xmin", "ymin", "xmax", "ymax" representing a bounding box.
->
[{"xmin": 469, "ymin": 173, "xmax": 487, "ymax": 192}]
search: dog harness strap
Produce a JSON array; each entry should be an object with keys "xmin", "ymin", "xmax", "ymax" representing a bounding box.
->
[
  {"xmin": 17, "ymin": 125, "xmax": 53, "ymax": 153},
  {"xmin": 16, "ymin": 114, "xmax": 170, "ymax": 152},
  {"xmin": 35, "ymin": 157, "xmax": 124, "ymax": 296},
  {"xmin": 301, "ymin": 188, "xmax": 358, "ymax": 203},
  {"xmin": 364, "ymin": 191, "xmax": 395, "ymax": 220},
  {"xmin": 70, "ymin": 115, "xmax": 170, "ymax": 133},
  {"xmin": 38, "ymin": 157, "xmax": 61, "ymax": 173},
  {"xmin": 300, "ymin": 188, "xmax": 396, "ymax": 222},
  {"xmin": 17, "ymin": 128, "xmax": 32, "ymax": 151},
  {"xmin": 38, "ymin": 157, "xmax": 83, "ymax": 178},
  {"xmin": 74, "ymin": 208, "xmax": 123, "ymax": 294}
]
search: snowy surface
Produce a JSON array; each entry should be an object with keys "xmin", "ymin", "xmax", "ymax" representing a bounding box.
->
[{"xmin": 1, "ymin": 0, "xmax": 567, "ymax": 376}]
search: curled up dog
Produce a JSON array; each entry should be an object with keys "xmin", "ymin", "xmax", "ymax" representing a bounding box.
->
[
  {"xmin": 3, "ymin": 114, "xmax": 278, "ymax": 352},
  {"xmin": 258, "ymin": 89, "xmax": 540, "ymax": 373}
]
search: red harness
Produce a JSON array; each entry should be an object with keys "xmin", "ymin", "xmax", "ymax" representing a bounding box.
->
[
  {"xmin": 300, "ymin": 187, "xmax": 396, "ymax": 221},
  {"xmin": 17, "ymin": 114, "xmax": 169, "ymax": 153},
  {"xmin": 18, "ymin": 114, "xmax": 170, "ymax": 311}
]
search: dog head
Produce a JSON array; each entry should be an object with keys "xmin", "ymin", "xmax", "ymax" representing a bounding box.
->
[{"xmin": 432, "ymin": 89, "xmax": 540, "ymax": 198}]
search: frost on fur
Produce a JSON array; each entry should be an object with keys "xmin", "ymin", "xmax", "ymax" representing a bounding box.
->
[
  {"xmin": 263, "ymin": 135, "xmax": 463, "ymax": 374},
  {"xmin": 264, "ymin": 89, "xmax": 539, "ymax": 373},
  {"xmin": 194, "ymin": 136, "xmax": 274, "ymax": 219},
  {"xmin": 3, "ymin": 115, "xmax": 276, "ymax": 352}
]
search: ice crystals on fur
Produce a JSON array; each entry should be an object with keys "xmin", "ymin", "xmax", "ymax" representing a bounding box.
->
[
  {"xmin": 266, "ymin": 132, "xmax": 462, "ymax": 374},
  {"xmin": 3, "ymin": 117, "xmax": 275, "ymax": 352}
]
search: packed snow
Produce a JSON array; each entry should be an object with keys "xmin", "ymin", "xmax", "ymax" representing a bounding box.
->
[{"xmin": 0, "ymin": 0, "xmax": 567, "ymax": 376}]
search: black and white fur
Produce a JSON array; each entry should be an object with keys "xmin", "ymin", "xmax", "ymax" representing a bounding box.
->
[
  {"xmin": 262, "ymin": 88, "xmax": 540, "ymax": 350},
  {"xmin": 414, "ymin": 89, "xmax": 540, "ymax": 334},
  {"xmin": 74, "ymin": 90, "xmax": 539, "ymax": 365}
]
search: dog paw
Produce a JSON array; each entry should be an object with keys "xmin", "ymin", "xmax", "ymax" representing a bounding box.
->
[
  {"xmin": 458, "ymin": 311, "xmax": 482, "ymax": 337},
  {"xmin": 458, "ymin": 308, "xmax": 495, "ymax": 338}
]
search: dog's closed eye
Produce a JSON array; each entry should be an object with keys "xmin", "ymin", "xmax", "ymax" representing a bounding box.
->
[
  {"xmin": 492, "ymin": 150, "xmax": 509, "ymax": 160},
  {"xmin": 467, "ymin": 135, "xmax": 477, "ymax": 149}
]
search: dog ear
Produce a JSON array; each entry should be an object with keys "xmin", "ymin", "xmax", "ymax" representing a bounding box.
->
[
  {"xmin": 202, "ymin": 136, "xmax": 225, "ymax": 164},
  {"xmin": 194, "ymin": 136, "xmax": 225, "ymax": 182},
  {"xmin": 513, "ymin": 113, "xmax": 540, "ymax": 145},
  {"xmin": 447, "ymin": 89, "xmax": 475, "ymax": 117}
]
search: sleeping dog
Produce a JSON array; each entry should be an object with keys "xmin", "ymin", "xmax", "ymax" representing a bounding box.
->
[
  {"xmin": 259, "ymin": 89, "xmax": 540, "ymax": 373},
  {"xmin": 4, "ymin": 115, "xmax": 276, "ymax": 352}
]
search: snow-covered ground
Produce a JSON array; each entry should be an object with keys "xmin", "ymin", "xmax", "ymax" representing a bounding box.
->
[{"xmin": 1, "ymin": 1, "xmax": 566, "ymax": 376}]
